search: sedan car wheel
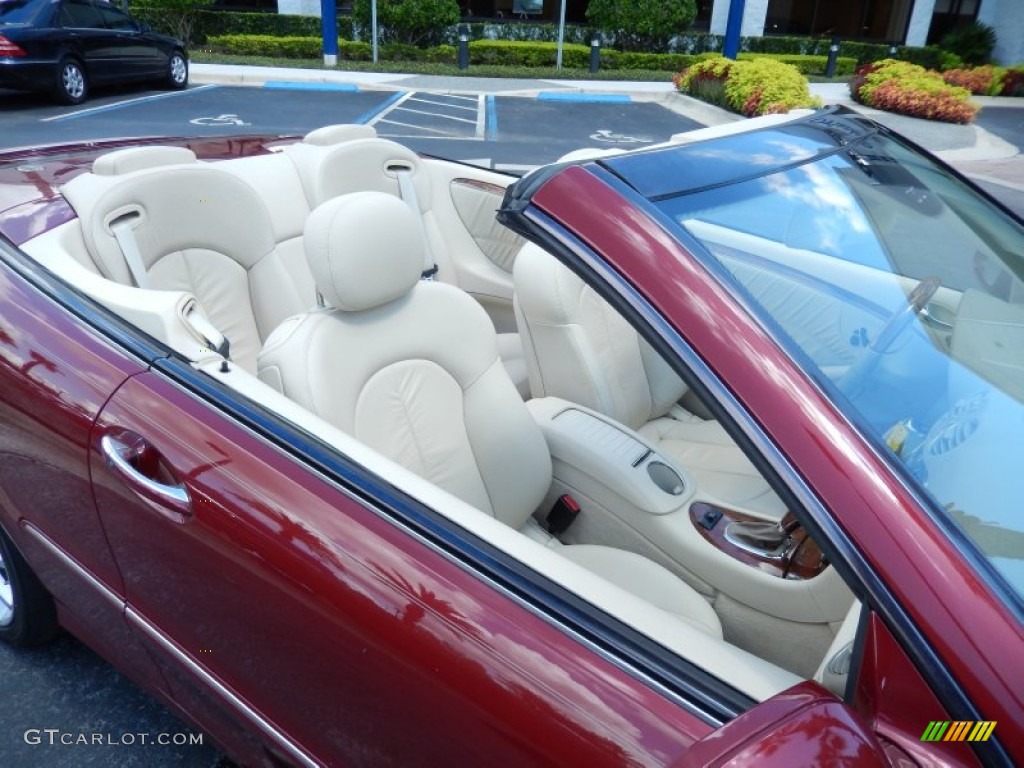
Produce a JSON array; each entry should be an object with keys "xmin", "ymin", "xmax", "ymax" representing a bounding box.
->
[
  {"xmin": 55, "ymin": 58, "xmax": 87, "ymax": 105},
  {"xmin": 0, "ymin": 526, "xmax": 58, "ymax": 647},
  {"xmin": 166, "ymin": 51, "xmax": 188, "ymax": 90}
]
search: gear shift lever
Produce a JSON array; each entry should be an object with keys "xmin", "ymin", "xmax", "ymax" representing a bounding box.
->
[{"xmin": 724, "ymin": 515, "xmax": 800, "ymax": 560}]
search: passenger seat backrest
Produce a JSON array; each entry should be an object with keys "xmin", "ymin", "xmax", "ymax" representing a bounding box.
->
[
  {"xmin": 62, "ymin": 159, "xmax": 301, "ymax": 373},
  {"xmin": 259, "ymin": 192, "xmax": 552, "ymax": 527},
  {"xmin": 513, "ymin": 243, "xmax": 686, "ymax": 430}
]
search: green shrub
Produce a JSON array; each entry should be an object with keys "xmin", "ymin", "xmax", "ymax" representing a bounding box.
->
[
  {"xmin": 130, "ymin": 0, "xmax": 209, "ymax": 45},
  {"xmin": 469, "ymin": 40, "xmax": 590, "ymax": 68},
  {"xmin": 352, "ymin": 0, "xmax": 460, "ymax": 47},
  {"xmin": 895, "ymin": 44, "xmax": 947, "ymax": 70},
  {"xmin": 677, "ymin": 57, "xmax": 819, "ymax": 116},
  {"xmin": 1002, "ymin": 66, "xmax": 1024, "ymax": 97},
  {"xmin": 586, "ymin": 0, "xmax": 696, "ymax": 53},
  {"xmin": 939, "ymin": 22, "xmax": 997, "ymax": 66},
  {"xmin": 938, "ymin": 50, "xmax": 964, "ymax": 71},
  {"xmin": 943, "ymin": 65, "xmax": 1006, "ymax": 96},
  {"xmin": 850, "ymin": 60, "xmax": 978, "ymax": 123}
]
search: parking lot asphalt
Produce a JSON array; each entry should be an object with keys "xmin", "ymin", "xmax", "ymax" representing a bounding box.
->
[
  {"xmin": 0, "ymin": 82, "xmax": 703, "ymax": 171},
  {"xmin": 0, "ymin": 65, "xmax": 1022, "ymax": 767},
  {"xmin": 0, "ymin": 638, "xmax": 223, "ymax": 767}
]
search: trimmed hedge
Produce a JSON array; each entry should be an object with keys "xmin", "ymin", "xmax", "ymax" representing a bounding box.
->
[
  {"xmin": 738, "ymin": 52, "xmax": 856, "ymax": 77},
  {"xmin": 208, "ymin": 35, "xmax": 706, "ymax": 70},
  {"xmin": 129, "ymin": 6, "xmax": 338, "ymax": 40},
  {"xmin": 133, "ymin": 5, "xmax": 956, "ymax": 71},
  {"xmin": 850, "ymin": 60, "xmax": 978, "ymax": 124},
  {"xmin": 676, "ymin": 58, "xmax": 819, "ymax": 116},
  {"xmin": 207, "ymin": 35, "xmax": 456, "ymax": 63},
  {"xmin": 207, "ymin": 35, "xmax": 852, "ymax": 75}
]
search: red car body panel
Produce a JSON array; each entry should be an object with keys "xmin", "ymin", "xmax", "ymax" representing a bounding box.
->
[
  {"xmin": 0, "ymin": 131, "xmax": 1016, "ymax": 766},
  {"xmin": 89, "ymin": 371, "xmax": 716, "ymax": 765},
  {"xmin": 0, "ymin": 258, "xmax": 168, "ymax": 696},
  {"xmin": 531, "ymin": 165, "xmax": 1021, "ymax": 762},
  {"xmin": 855, "ymin": 612, "xmax": 977, "ymax": 766},
  {"xmin": 0, "ymin": 135, "xmax": 290, "ymax": 244},
  {"xmin": 679, "ymin": 682, "xmax": 888, "ymax": 767}
]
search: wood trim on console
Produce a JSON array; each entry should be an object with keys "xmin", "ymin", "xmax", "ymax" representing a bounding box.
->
[{"xmin": 690, "ymin": 502, "xmax": 827, "ymax": 580}]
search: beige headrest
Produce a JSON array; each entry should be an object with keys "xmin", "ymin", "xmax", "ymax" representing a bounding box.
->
[
  {"xmin": 304, "ymin": 192, "xmax": 423, "ymax": 312},
  {"xmin": 285, "ymin": 137, "xmax": 431, "ymax": 210},
  {"xmin": 302, "ymin": 124, "xmax": 378, "ymax": 146},
  {"xmin": 93, "ymin": 146, "xmax": 197, "ymax": 176}
]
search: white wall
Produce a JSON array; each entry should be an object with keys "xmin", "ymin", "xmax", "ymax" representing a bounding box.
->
[
  {"xmin": 710, "ymin": 0, "xmax": 771, "ymax": 37},
  {"xmin": 278, "ymin": 0, "xmax": 321, "ymax": 17},
  {"xmin": 978, "ymin": 0, "xmax": 1024, "ymax": 65},
  {"xmin": 905, "ymin": 0, "xmax": 937, "ymax": 47}
]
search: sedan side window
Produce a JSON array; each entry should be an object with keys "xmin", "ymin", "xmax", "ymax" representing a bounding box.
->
[
  {"xmin": 95, "ymin": 3, "xmax": 136, "ymax": 30},
  {"xmin": 58, "ymin": 0, "xmax": 104, "ymax": 28}
]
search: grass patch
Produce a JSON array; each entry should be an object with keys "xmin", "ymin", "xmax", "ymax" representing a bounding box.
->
[{"xmin": 188, "ymin": 51, "xmax": 675, "ymax": 81}]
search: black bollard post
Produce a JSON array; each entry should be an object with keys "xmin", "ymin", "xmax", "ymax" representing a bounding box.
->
[
  {"xmin": 589, "ymin": 39, "xmax": 601, "ymax": 73},
  {"xmin": 825, "ymin": 36, "xmax": 840, "ymax": 78},
  {"xmin": 458, "ymin": 33, "xmax": 469, "ymax": 70},
  {"xmin": 888, "ymin": 41, "xmax": 899, "ymax": 58}
]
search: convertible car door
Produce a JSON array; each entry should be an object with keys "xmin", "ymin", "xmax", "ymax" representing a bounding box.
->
[
  {"xmin": 89, "ymin": 363, "xmax": 716, "ymax": 766},
  {"xmin": 0, "ymin": 253, "xmax": 167, "ymax": 695}
]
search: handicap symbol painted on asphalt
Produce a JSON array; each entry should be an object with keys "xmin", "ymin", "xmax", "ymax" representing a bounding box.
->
[
  {"xmin": 589, "ymin": 129, "xmax": 652, "ymax": 144},
  {"xmin": 190, "ymin": 114, "xmax": 250, "ymax": 127}
]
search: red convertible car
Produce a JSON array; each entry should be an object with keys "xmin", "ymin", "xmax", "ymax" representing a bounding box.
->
[{"xmin": 0, "ymin": 108, "xmax": 1020, "ymax": 766}]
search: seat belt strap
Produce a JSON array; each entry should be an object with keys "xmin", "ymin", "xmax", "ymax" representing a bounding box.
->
[
  {"xmin": 109, "ymin": 213, "xmax": 149, "ymax": 289},
  {"xmin": 395, "ymin": 169, "xmax": 438, "ymax": 280}
]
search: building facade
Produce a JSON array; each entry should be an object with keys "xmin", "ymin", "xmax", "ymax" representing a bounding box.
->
[
  {"xmin": 705, "ymin": 0, "xmax": 1021, "ymax": 64},
  {"xmin": 280, "ymin": 0, "xmax": 1022, "ymax": 64}
]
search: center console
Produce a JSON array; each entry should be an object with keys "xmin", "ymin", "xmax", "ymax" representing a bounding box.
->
[
  {"xmin": 528, "ymin": 396, "xmax": 851, "ymax": 627},
  {"xmin": 691, "ymin": 503, "xmax": 827, "ymax": 580}
]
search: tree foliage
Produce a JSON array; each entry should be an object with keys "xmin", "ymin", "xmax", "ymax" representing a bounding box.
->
[
  {"xmin": 352, "ymin": 0, "xmax": 460, "ymax": 47},
  {"xmin": 586, "ymin": 0, "xmax": 696, "ymax": 53},
  {"xmin": 133, "ymin": 0, "xmax": 209, "ymax": 46},
  {"xmin": 939, "ymin": 22, "xmax": 997, "ymax": 66}
]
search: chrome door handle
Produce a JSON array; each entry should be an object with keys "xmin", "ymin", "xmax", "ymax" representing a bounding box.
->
[{"xmin": 100, "ymin": 433, "xmax": 191, "ymax": 517}]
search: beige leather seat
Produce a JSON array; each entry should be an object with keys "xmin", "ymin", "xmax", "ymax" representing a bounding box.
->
[
  {"xmin": 61, "ymin": 148, "xmax": 310, "ymax": 373},
  {"xmin": 257, "ymin": 192, "xmax": 722, "ymax": 637},
  {"xmin": 513, "ymin": 243, "xmax": 785, "ymax": 518},
  {"xmin": 284, "ymin": 135, "xmax": 530, "ymax": 398}
]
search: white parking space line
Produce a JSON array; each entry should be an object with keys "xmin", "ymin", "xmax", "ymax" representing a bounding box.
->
[
  {"xmin": 475, "ymin": 94, "xmax": 486, "ymax": 140},
  {"xmin": 409, "ymin": 96, "xmax": 477, "ymax": 112},
  {"xmin": 378, "ymin": 119, "xmax": 454, "ymax": 135},
  {"xmin": 40, "ymin": 85, "xmax": 218, "ymax": 122},
  {"xmin": 365, "ymin": 91, "xmax": 415, "ymax": 127},
  {"xmin": 393, "ymin": 106, "xmax": 477, "ymax": 125},
  {"xmin": 371, "ymin": 91, "xmax": 489, "ymax": 142}
]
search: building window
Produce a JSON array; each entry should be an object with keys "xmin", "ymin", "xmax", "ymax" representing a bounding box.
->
[
  {"xmin": 765, "ymin": 0, "xmax": 913, "ymax": 42},
  {"xmin": 928, "ymin": 0, "xmax": 981, "ymax": 44}
]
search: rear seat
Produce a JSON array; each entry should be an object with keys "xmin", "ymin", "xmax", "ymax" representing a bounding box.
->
[
  {"xmin": 61, "ymin": 146, "xmax": 307, "ymax": 373},
  {"xmin": 60, "ymin": 126, "xmax": 527, "ymax": 391}
]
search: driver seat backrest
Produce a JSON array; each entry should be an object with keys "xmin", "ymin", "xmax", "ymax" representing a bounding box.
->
[
  {"xmin": 513, "ymin": 242, "xmax": 786, "ymax": 518},
  {"xmin": 284, "ymin": 136, "xmax": 530, "ymax": 398},
  {"xmin": 257, "ymin": 191, "xmax": 723, "ymax": 638},
  {"xmin": 62, "ymin": 151, "xmax": 310, "ymax": 373}
]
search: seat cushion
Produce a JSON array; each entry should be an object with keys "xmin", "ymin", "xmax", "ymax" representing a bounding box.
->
[
  {"xmin": 559, "ymin": 544, "xmax": 723, "ymax": 637},
  {"xmin": 639, "ymin": 416, "xmax": 786, "ymax": 518}
]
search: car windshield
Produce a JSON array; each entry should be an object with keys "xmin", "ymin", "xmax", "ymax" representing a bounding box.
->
[
  {"xmin": 657, "ymin": 130, "xmax": 1024, "ymax": 605},
  {"xmin": 0, "ymin": 0, "xmax": 46, "ymax": 24}
]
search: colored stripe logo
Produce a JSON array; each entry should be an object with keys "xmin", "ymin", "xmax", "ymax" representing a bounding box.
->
[{"xmin": 921, "ymin": 721, "xmax": 996, "ymax": 742}]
